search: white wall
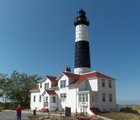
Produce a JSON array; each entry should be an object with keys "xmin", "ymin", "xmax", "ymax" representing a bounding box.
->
[
  {"xmin": 64, "ymin": 87, "xmax": 78, "ymax": 113},
  {"xmin": 79, "ymin": 81, "xmax": 87, "ymax": 91},
  {"xmin": 97, "ymin": 78, "xmax": 116, "ymax": 111},
  {"xmin": 30, "ymin": 74, "xmax": 117, "ymax": 114},
  {"xmin": 43, "ymin": 92, "xmax": 57, "ymax": 112},
  {"xmin": 56, "ymin": 75, "xmax": 78, "ymax": 113},
  {"xmin": 88, "ymin": 78, "xmax": 98, "ymax": 91},
  {"xmin": 30, "ymin": 92, "xmax": 44, "ymax": 110},
  {"xmin": 30, "ymin": 77, "xmax": 52, "ymax": 110}
]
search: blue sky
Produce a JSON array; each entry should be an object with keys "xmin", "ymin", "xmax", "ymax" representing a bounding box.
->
[{"xmin": 0, "ymin": 0, "xmax": 140, "ymax": 104}]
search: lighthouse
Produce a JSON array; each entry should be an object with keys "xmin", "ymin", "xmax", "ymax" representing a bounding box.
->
[
  {"xmin": 74, "ymin": 9, "xmax": 91, "ymax": 74},
  {"xmin": 30, "ymin": 9, "xmax": 117, "ymax": 114}
]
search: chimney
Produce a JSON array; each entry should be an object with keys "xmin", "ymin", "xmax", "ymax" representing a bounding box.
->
[{"xmin": 65, "ymin": 66, "xmax": 71, "ymax": 72}]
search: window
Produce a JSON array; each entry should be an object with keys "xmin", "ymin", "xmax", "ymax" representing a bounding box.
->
[
  {"xmin": 40, "ymin": 82, "xmax": 42, "ymax": 88},
  {"xmin": 44, "ymin": 96, "xmax": 48, "ymax": 107},
  {"xmin": 45, "ymin": 83, "xmax": 49, "ymax": 90},
  {"xmin": 79, "ymin": 94, "xmax": 88, "ymax": 102},
  {"xmin": 33, "ymin": 96, "xmax": 36, "ymax": 102},
  {"xmin": 60, "ymin": 93, "xmax": 66, "ymax": 102},
  {"xmin": 39, "ymin": 95, "xmax": 42, "ymax": 102},
  {"xmin": 109, "ymin": 94, "xmax": 112, "ymax": 102},
  {"xmin": 109, "ymin": 80, "xmax": 112, "ymax": 88},
  {"xmin": 60, "ymin": 80, "xmax": 66, "ymax": 88},
  {"xmin": 102, "ymin": 93, "xmax": 106, "ymax": 102},
  {"xmin": 51, "ymin": 96, "xmax": 56, "ymax": 103},
  {"xmin": 102, "ymin": 79, "xmax": 105, "ymax": 87},
  {"xmin": 91, "ymin": 95, "xmax": 94, "ymax": 102},
  {"xmin": 45, "ymin": 96, "xmax": 48, "ymax": 102}
]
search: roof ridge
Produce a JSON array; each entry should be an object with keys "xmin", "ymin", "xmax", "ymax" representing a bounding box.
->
[{"xmin": 46, "ymin": 75, "xmax": 57, "ymax": 78}]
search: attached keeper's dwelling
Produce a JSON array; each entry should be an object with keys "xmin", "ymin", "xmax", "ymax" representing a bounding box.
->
[{"xmin": 30, "ymin": 9, "xmax": 116, "ymax": 115}]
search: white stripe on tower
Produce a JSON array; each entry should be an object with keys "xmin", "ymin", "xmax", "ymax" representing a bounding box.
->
[
  {"xmin": 75, "ymin": 25, "xmax": 88, "ymax": 42},
  {"xmin": 74, "ymin": 9, "xmax": 91, "ymax": 74}
]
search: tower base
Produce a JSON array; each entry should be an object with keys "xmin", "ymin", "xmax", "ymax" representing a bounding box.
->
[{"xmin": 74, "ymin": 67, "xmax": 91, "ymax": 74}]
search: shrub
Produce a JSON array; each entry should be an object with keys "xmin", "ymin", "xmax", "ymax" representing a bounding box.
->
[{"xmin": 0, "ymin": 102, "xmax": 21, "ymax": 110}]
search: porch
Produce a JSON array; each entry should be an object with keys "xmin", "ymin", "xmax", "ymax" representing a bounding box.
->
[{"xmin": 77, "ymin": 90, "xmax": 99, "ymax": 114}]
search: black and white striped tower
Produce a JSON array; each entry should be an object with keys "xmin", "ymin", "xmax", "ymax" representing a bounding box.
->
[{"xmin": 74, "ymin": 9, "xmax": 91, "ymax": 74}]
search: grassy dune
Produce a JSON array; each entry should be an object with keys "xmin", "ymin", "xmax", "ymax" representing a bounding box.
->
[
  {"xmin": 101, "ymin": 112, "xmax": 140, "ymax": 120},
  {"xmin": 120, "ymin": 105, "xmax": 140, "ymax": 114},
  {"xmin": 100, "ymin": 105, "xmax": 140, "ymax": 120}
]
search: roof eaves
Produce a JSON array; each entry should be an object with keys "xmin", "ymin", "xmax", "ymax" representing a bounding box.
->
[{"xmin": 95, "ymin": 72, "xmax": 116, "ymax": 80}]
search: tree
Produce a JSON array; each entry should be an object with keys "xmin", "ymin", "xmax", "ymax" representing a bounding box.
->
[
  {"xmin": 0, "ymin": 71, "xmax": 40, "ymax": 108},
  {"xmin": 0, "ymin": 73, "xmax": 9, "ymax": 102}
]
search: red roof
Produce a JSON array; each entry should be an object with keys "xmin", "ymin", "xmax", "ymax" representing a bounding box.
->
[
  {"xmin": 79, "ymin": 72, "xmax": 115, "ymax": 80},
  {"xmin": 31, "ymin": 71, "xmax": 115, "ymax": 91},
  {"xmin": 63, "ymin": 71, "xmax": 115, "ymax": 86},
  {"xmin": 63, "ymin": 72, "xmax": 79, "ymax": 80},
  {"xmin": 46, "ymin": 76, "xmax": 57, "ymax": 82},
  {"xmin": 50, "ymin": 85, "xmax": 58, "ymax": 90},
  {"xmin": 46, "ymin": 90, "xmax": 56, "ymax": 95},
  {"xmin": 31, "ymin": 86, "xmax": 39, "ymax": 90}
]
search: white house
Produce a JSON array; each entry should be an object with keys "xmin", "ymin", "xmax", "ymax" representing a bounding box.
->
[{"xmin": 30, "ymin": 9, "xmax": 117, "ymax": 115}]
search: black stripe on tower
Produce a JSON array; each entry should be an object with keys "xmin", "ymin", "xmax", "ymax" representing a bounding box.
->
[{"xmin": 75, "ymin": 41, "xmax": 91, "ymax": 68}]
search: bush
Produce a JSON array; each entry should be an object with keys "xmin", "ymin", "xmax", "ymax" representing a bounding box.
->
[
  {"xmin": 0, "ymin": 102, "xmax": 30, "ymax": 110},
  {"xmin": 0, "ymin": 102, "xmax": 18, "ymax": 110}
]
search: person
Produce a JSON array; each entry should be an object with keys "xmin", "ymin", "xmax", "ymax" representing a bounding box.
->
[
  {"xmin": 16, "ymin": 104, "xmax": 22, "ymax": 120},
  {"xmin": 33, "ymin": 107, "xmax": 37, "ymax": 116}
]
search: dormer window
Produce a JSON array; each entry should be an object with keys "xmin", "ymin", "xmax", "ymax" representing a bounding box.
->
[
  {"xmin": 60, "ymin": 80, "xmax": 66, "ymax": 88},
  {"xmin": 45, "ymin": 83, "xmax": 49, "ymax": 90},
  {"xmin": 40, "ymin": 82, "xmax": 42, "ymax": 88}
]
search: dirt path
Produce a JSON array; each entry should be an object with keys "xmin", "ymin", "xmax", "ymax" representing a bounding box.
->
[{"xmin": 0, "ymin": 110, "xmax": 32, "ymax": 120}]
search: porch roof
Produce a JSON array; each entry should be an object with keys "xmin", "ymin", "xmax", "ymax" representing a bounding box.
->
[
  {"xmin": 31, "ymin": 86, "xmax": 39, "ymax": 90},
  {"xmin": 46, "ymin": 90, "xmax": 57, "ymax": 95},
  {"xmin": 30, "ymin": 86, "xmax": 40, "ymax": 92}
]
